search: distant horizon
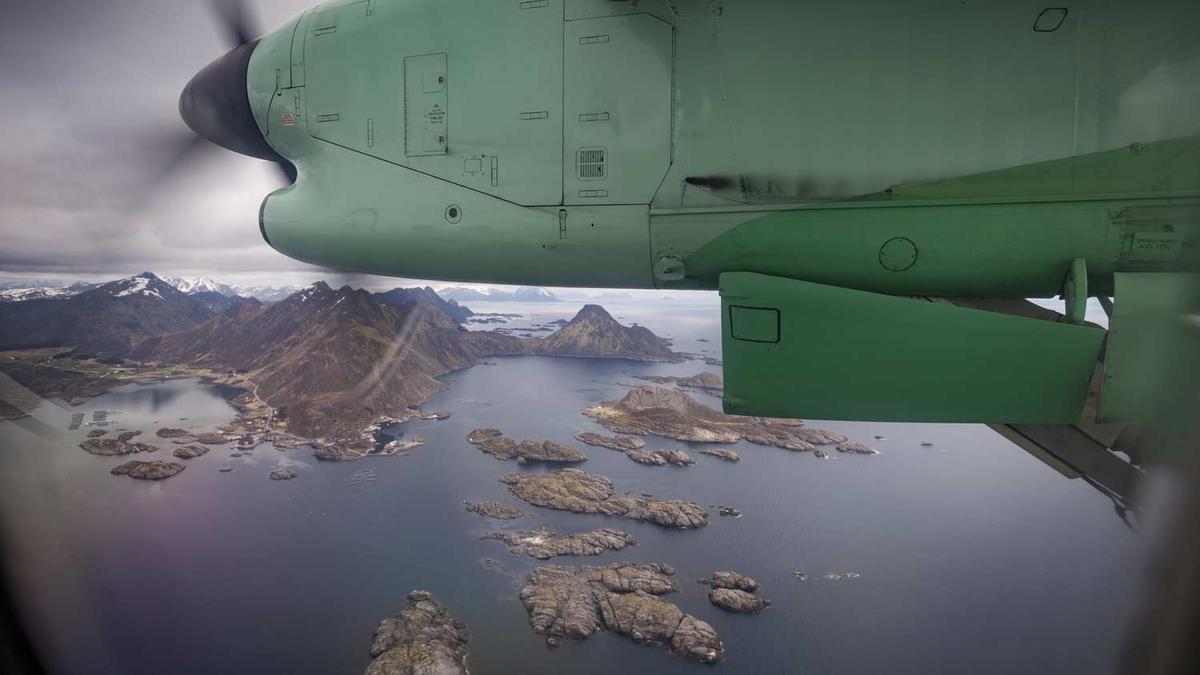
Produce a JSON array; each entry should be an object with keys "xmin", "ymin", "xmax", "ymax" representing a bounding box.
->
[{"xmin": 0, "ymin": 268, "xmax": 720, "ymax": 304}]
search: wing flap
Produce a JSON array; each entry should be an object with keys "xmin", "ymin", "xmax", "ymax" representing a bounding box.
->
[{"xmin": 720, "ymin": 272, "xmax": 1104, "ymax": 423}]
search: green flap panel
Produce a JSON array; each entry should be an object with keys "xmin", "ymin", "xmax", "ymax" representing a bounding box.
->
[{"xmin": 720, "ymin": 272, "xmax": 1105, "ymax": 423}]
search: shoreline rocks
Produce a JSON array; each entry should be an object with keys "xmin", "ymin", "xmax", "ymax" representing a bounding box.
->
[
  {"xmin": 194, "ymin": 432, "xmax": 229, "ymax": 445},
  {"xmin": 156, "ymin": 427, "xmax": 192, "ymax": 438},
  {"xmin": 110, "ymin": 460, "xmax": 185, "ymax": 480},
  {"xmin": 709, "ymin": 588, "xmax": 771, "ymax": 614},
  {"xmin": 463, "ymin": 501, "xmax": 525, "ymax": 520},
  {"xmin": 701, "ymin": 571, "xmax": 770, "ymax": 614},
  {"xmin": 654, "ymin": 449, "xmax": 695, "ymax": 466},
  {"xmin": 80, "ymin": 438, "xmax": 159, "ymax": 456},
  {"xmin": 481, "ymin": 527, "xmax": 634, "ymax": 559},
  {"xmin": 836, "ymin": 442, "xmax": 878, "ymax": 455},
  {"xmin": 700, "ymin": 448, "xmax": 740, "ymax": 462},
  {"xmin": 519, "ymin": 562, "xmax": 722, "ymax": 663},
  {"xmin": 574, "ymin": 432, "xmax": 645, "ymax": 452},
  {"xmin": 172, "ymin": 445, "xmax": 209, "ymax": 459},
  {"xmin": 500, "ymin": 469, "xmax": 708, "ymax": 529},
  {"xmin": 624, "ymin": 448, "xmax": 667, "ymax": 466},
  {"xmin": 700, "ymin": 571, "xmax": 760, "ymax": 592},
  {"xmin": 366, "ymin": 591, "xmax": 469, "ymax": 675},
  {"xmin": 467, "ymin": 428, "xmax": 586, "ymax": 464},
  {"xmin": 314, "ymin": 435, "xmax": 424, "ymax": 461},
  {"xmin": 677, "ymin": 372, "xmax": 723, "ymax": 395},
  {"xmin": 624, "ymin": 448, "xmax": 695, "ymax": 467},
  {"xmin": 584, "ymin": 386, "xmax": 849, "ymax": 451}
]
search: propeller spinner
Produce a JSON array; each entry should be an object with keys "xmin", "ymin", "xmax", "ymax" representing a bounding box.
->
[{"xmin": 179, "ymin": 0, "xmax": 296, "ymax": 183}]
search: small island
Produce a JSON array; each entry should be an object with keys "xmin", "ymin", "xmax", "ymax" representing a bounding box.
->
[
  {"xmin": 573, "ymin": 431, "xmax": 645, "ymax": 452},
  {"xmin": 365, "ymin": 591, "xmax": 469, "ymax": 675},
  {"xmin": 836, "ymin": 442, "xmax": 879, "ymax": 455},
  {"xmin": 156, "ymin": 427, "xmax": 191, "ymax": 438},
  {"xmin": 624, "ymin": 448, "xmax": 695, "ymax": 467},
  {"xmin": 110, "ymin": 460, "xmax": 185, "ymax": 480},
  {"xmin": 700, "ymin": 448, "xmax": 740, "ymax": 462},
  {"xmin": 700, "ymin": 571, "xmax": 771, "ymax": 614},
  {"xmin": 172, "ymin": 445, "xmax": 208, "ymax": 459},
  {"xmin": 585, "ymin": 385, "xmax": 850, "ymax": 450},
  {"xmin": 625, "ymin": 448, "xmax": 668, "ymax": 466},
  {"xmin": 709, "ymin": 588, "xmax": 771, "ymax": 614},
  {"xmin": 481, "ymin": 527, "xmax": 634, "ymax": 559},
  {"xmin": 466, "ymin": 428, "xmax": 587, "ymax": 464},
  {"xmin": 80, "ymin": 438, "xmax": 159, "ymax": 456},
  {"xmin": 519, "ymin": 562, "xmax": 723, "ymax": 663},
  {"xmin": 499, "ymin": 468, "xmax": 708, "ymax": 529},
  {"xmin": 463, "ymin": 501, "xmax": 525, "ymax": 520}
]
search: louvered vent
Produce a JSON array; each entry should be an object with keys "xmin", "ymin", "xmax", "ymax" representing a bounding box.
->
[{"xmin": 576, "ymin": 147, "xmax": 606, "ymax": 181}]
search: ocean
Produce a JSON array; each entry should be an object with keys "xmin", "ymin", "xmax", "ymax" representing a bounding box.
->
[{"xmin": 0, "ymin": 299, "xmax": 1149, "ymax": 674}]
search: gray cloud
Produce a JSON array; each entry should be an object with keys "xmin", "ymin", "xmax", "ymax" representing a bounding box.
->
[{"xmin": 0, "ymin": 0, "xmax": 320, "ymax": 280}]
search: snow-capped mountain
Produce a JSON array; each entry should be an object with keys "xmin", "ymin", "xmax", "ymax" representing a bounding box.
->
[
  {"xmin": 0, "ymin": 287, "xmax": 75, "ymax": 303},
  {"xmin": 0, "ymin": 272, "xmax": 215, "ymax": 354},
  {"xmin": 0, "ymin": 281, "xmax": 97, "ymax": 303},
  {"xmin": 236, "ymin": 285, "xmax": 302, "ymax": 303},
  {"xmin": 162, "ymin": 276, "xmax": 241, "ymax": 297},
  {"xmin": 0, "ymin": 279, "xmax": 64, "ymax": 291},
  {"xmin": 94, "ymin": 272, "xmax": 181, "ymax": 300},
  {"xmin": 160, "ymin": 276, "xmax": 300, "ymax": 303},
  {"xmin": 440, "ymin": 286, "xmax": 560, "ymax": 302},
  {"xmin": 511, "ymin": 287, "xmax": 559, "ymax": 302}
]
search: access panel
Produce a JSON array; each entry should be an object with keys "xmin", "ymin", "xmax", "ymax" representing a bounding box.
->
[
  {"xmin": 303, "ymin": 0, "xmax": 564, "ymax": 205},
  {"xmin": 404, "ymin": 53, "xmax": 448, "ymax": 156},
  {"xmin": 563, "ymin": 13, "xmax": 673, "ymax": 205}
]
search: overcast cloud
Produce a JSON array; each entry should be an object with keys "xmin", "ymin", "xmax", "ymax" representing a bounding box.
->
[
  {"xmin": 0, "ymin": 1, "xmax": 713, "ymax": 305},
  {"xmin": 0, "ymin": 0, "xmax": 351, "ymax": 286}
]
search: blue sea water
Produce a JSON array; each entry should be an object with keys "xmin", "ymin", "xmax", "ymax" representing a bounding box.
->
[{"xmin": 0, "ymin": 300, "xmax": 1151, "ymax": 674}]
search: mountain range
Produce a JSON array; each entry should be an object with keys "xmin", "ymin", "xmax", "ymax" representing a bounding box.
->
[
  {"xmin": 0, "ymin": 281, "xmax": 97, "ymax": 303},
  {"xmin": 0, "ymin": 276, "xmax": 567, "ymax": 307},
  {"xmin": 0, "ymin": 272, "xmax": 680, "ymax": 447},
  {"xmin": 128, "ymin": 282, "xmax": 514, "ymax": 442},
  {"xmin": 439, "ymin": 286, "xmax": 559, "ymax": 303},
  {"xmin": 372, "ymin": 286, "xmax": 473, "ymax": 323},
  {"xmin": 0, "ymin": 273, "xmax": 219, "ymax": 354},
  {"xmin": 0, "ymin": 274, "xmax": 473, "ymax": 354},
  {"xmin": 0, "ymin": 276, "xmax": 300, "ymax": 304},
  {"xmin": 127, "ymin": 286, "xmax": 678, "ymax": 445}
]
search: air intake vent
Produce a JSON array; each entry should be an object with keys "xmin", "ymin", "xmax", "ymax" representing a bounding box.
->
[{"xmin": 576, "ymin": 147, "xmax": 606, "ymax": 181}]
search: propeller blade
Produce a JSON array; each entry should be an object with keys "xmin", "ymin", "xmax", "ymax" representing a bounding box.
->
[
  {"xmin": 154, "ymin": 133, "xmax": 215, "ymax": 189},
  {"xmin": 211, "ymin": 0, "xmax": 260, "ymax": 47}
]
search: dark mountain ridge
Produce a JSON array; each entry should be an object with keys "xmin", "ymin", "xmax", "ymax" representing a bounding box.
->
[
  {"xmin": 130, "ymin": 282, "xmax": 522, "ymax": 442},
  {"xmin": 129, "ymin": 286, "xmax": 680, "ymax": 445},
  {"xmin": 530, "ymin": 304, "xmax": 682, "ymax": 362},
  {"xmin": 372, "ymin": 286, "xmax": 473, "ymax": 323},
  {"xmin": 0, "ymin": 272, "xmax": 215, "ymax": 355}
]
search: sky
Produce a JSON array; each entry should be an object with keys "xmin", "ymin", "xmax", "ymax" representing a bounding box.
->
[
  {"xmin": 0, "ymin": 0, "xmax": 427, "ymax": 290},
  {"xmin": 0, "ymin": 0, "xmax": 718, "ymax": 302}
]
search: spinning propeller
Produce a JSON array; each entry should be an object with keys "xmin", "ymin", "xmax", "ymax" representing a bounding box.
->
[{"xmin": 174, "ymin": 0, "xmax": 296, "ymax": 184}]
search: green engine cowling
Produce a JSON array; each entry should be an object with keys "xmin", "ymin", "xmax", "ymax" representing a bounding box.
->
[{"xmin": 238, "ymin": 0, "xmax": 1200, "ymax": 429}]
